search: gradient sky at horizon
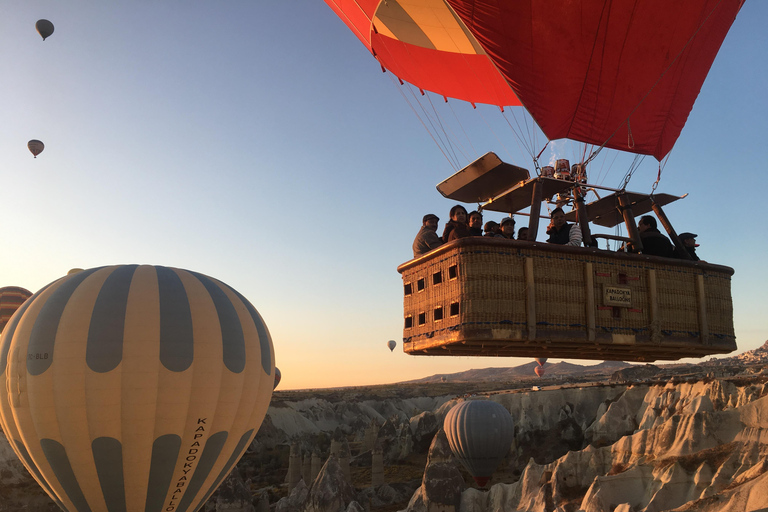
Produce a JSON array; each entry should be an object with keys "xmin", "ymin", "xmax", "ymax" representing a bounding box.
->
[{"xmin": 1, "ymin": 1, "xmax": 766, "ymax": 390}]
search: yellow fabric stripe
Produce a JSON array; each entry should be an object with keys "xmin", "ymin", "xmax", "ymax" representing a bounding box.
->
[
  {"xmin": 159, "ymin": 269, "xmax": 224, "ymax": 509},
  {"xmin": 4, "ymin": 278, "xmax": 67, "ymax": 505},
  {"xmin": 49, "ymin": 266, "xmax": 113, "ymax": 510},
  {"xmin": 121, "ymin": 265, "xmax": 161, "ymax": 510},
  {"xmin": 374, "ymin": 0, "xmax": 479, "ymax": 54}
]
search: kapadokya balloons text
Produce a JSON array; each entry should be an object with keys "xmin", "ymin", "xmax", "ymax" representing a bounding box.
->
[
  {"xmin": 443, "ymin": 400, "xmax": 514, "ymax": 487},
  {"xmin": 0, "ymin": 286, "xmax": 32, "ymax": 333},
  {"xmin": 0, "ymin": 265, "xmax": 275, "ymax": 512},
  {"xmin": 36, "ymin": 19, "xmax": 54, "ymax": 40},
  {"xmin": 28, "ymin": 139, "xmax": 44, "ymax": 158},
  {"xmin": 387, "ymin": 339, "xmax": 396, "ymax": 352}
]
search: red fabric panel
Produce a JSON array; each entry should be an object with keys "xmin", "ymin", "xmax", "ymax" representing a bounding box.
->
[
  {"xmin": 371, "ymin": 33, "xmax": 521, "ymax": 106},
  {"xmin": 323, "ymin": 0, "xmax": 521, "ymax": 106},
  {"xmin": 324, "ymin": 0, "xmax": 381, "ymax": 48},
  {"xmin": 447, "ymin": 0, "xmax": 744, "ymax": 160}
]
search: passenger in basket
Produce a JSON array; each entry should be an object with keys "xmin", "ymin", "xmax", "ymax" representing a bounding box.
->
[
  {"xmin": 674, "ymin": 232, "xmax": 700, "ymax": 261},
  {"xmin": 546, "ymin": 207, "xmax": 582, "ymax": 246},
  {"xmin": 500, "ymin": 217, "xmax": 516, "ymax": 239},
  {"xmin": 443, "ymin": 205, "xmax": 471, "ymax": 242},
  {"xmin": 412, "ymin": 214, "xmax": 443, "ymax": 258},
  {"xmin": 483, "ymin": 221, "xmax": 501, "ymax": 237},
  {"xmin": 517, "ymin": 226, "xmax": 530, "ymax": 241},
  {"xmin": 635, "ymin": 215, "xmax": 674, "ymax": 257},
  {"xmin": 468, "ymin": 211, "xmax": 484, "ymax": 236}
]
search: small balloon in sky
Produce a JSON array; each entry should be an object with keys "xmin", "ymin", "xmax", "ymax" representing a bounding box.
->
[
  {"xmin": 36, "ymin": 19, "xmax": 54, "ymax": 40},
  {"xmin": 274, "ymin": 367, "xmax": 281, "ymax": 389},
  {"xmin": 27, "ymin": 140, "xmax": 44, "ymax": 158},
  {"xmin": 387, "ymin": 340, "xmax": 396, "ymax": 352}
]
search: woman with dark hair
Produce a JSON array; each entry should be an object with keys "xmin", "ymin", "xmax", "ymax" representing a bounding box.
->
[{"xmin": 442, "ymin": 205, "xmax": 471, "ymax": 242}]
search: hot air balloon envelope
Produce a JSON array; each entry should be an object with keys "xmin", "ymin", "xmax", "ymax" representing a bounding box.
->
[
  {"xmin": 36, "ymin": 19, "xmax": 54, "ymax": 40},
  {"xmin": 274, "ymin": 367, "xmax": 282, "ymax": 390},
  {"xmin": 323, "ymin": 0, "xmax": 521, "ymax": 107},
  {"xmin": 0, "ymin": 287, "xmax": 32, "ymax": 334},
  {"xmin": 444, "ymin": 0, "xmax": 744, "ymax": 160},
  {"xmin": 387, "ymin": 339, "xmax": 396, "ymax": 352},
  {"xmin": 0, "ymin": 265, "xmax": 275, "ymax": 512},
  {"xmin": 535, "ymin": 357, "xmax": 548, "ymax": 367},
  {"xmin": 534, "ymin": 366, "xmax": 545, "ymax": 378},
  {"xmin": 27, "ymin": 140, "xmax": 44, "ymax": 158},
  {"xmin": 443, "ymin": 400, "xmax": 514, "ymax": 487}
]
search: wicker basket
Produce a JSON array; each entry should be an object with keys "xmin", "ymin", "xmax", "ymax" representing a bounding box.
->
[{"xmin": 397, "ymin": 238, "xmax": 736, "ymax": 362}]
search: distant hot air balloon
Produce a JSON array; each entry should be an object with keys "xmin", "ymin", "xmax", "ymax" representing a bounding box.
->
[
  {"xmin": 0, "ymin": 286, "xmax": 32, "ymax": 334},
  {"xmin": 27, "ymin": 139, "xmax": 44, "ymax": 158},
  {"xmin": 0, "ymin": 265, "xmax": 275, "ymax": 512},
  {"xmin": 387, "ymin": 339, "xmax": 396, "ymax": 352},
  {"xmin": 443, "ymin": 400, "xmax": 514, "ymax": 487},
  {"xmin": 534, "ymin": 366, "xmax": 545, "ymax": 378},
  {"xmin": 36, "ymin": 19, "xmax": 54, "ymax": 40},
  {"xmin": 440, "ymin": 376, "xmax": 447, "ymax": 383},
  {"xmin": 535, "ymin": 357, "xmax": 548, "ymax": 367},
  {"xmin": 67, "ymin": 268, "xmax": 84, "ymax": 275},
  {"xmin": 274, "ymin": 367, "xmax": 281, "ymax": 390}
]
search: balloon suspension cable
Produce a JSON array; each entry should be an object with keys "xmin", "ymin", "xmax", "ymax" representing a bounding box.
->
[
  {"xmin": 425, "ymin": 92, "xmax": 462, "ymax": 166},
  {"xmin": 533, "ymin": 141, "xmax": 550, "ymax": 174},
  {"xmin": 447, "ymin": 101, "xmax": 478, "ymax": 157},
  {"xmin": 389, "ymin": 75, "xmax": 459, "ymax": 171},
  {"xmin": 619, "ymin": 154, "xmax": 646, "ymax": 191},
  {"xmin": 650, "ymin": 155, "xmax": 670, "ymax": 197},
  {"xmin": 501, "ymin": 108, "xmax": 537, "ymax": 163}
]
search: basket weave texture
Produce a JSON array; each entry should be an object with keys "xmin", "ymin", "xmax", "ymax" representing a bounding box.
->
[{"xmin": 398, "ymin": 238, "xmax": 735, "ymax": 362}]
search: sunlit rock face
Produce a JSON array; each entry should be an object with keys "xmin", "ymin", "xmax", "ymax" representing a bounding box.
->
[
  {"xmin": 440, "ymin": 379, "xmax": 768, "ymax": 512},
  {"xmin": 305, "ymin": 455, "xmax": 357, "ymax": 512},
  {"xmin": 401, "ymin": 429, "xmax": 464, "ymax": 512}
]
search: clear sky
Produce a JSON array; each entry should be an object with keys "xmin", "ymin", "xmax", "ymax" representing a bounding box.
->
[{"xmin": 1, "ymin": 1, "xmax": 766, "ymax": 390}]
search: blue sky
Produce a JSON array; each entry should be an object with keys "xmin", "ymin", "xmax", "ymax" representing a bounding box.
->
[{"xmin": 1, "ymin": 1, "xmax": 766, "ymax": 390}]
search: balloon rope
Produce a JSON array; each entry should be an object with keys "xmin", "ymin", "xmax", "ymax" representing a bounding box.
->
[
  {"xmin": 448, "ymin": 101, "xmax": 479, "ymax": 158},
  {"xmin": 426, "ymin": 92, "xmax": 462, "ymax": 166},
  {"xmin": 389, "ymin": 76, "xmax": 458, "ymax": 170}
]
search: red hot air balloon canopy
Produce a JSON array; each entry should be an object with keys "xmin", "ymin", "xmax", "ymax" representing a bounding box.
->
[
  {"xmin": 325, "ymin": 0, "xmax": 744, "ymax": 160},
  {"xmin": 323, "ymin": 0, "xmax": 521, "ymax": 107}
]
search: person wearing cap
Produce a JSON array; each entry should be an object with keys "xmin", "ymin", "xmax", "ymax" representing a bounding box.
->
[
  {"xmin": 412, "ymin": 214, "xmax": 443, "ymax": 258},
  {"xmin": 675, "ymin": 232, "xmax": 700, "ymax": 261},
  {"xmin": 468, "ymin": 211, "xmax": 484, "ymax": 236},
  {"xmin": 443, "ymin": 205, "xmax": 471, "ymax": 242},
  {"xmin": 500, "ymin": 217, "xmax": 516, "ymax": 239},
  {"xmin": 546, "ymin": 207, "xmax": 582, "ymax": 246}
]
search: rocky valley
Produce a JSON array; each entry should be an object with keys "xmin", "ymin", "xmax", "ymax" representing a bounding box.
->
[{"xmin": 2, "ymin": 343, "xmax": 768, "ymax": 512}]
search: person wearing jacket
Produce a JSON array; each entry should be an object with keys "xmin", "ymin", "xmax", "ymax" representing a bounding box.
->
[
  {"xmin": 546, "ymin": 207, "xmax": 582, "ymax": 246},
  {"xmin": 442, "ymin": 205, "xmax": 471, "ymax": 242},
  {"xmin": 412, "ymin": 214, "xmax": 443, "ymax": 257}
]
